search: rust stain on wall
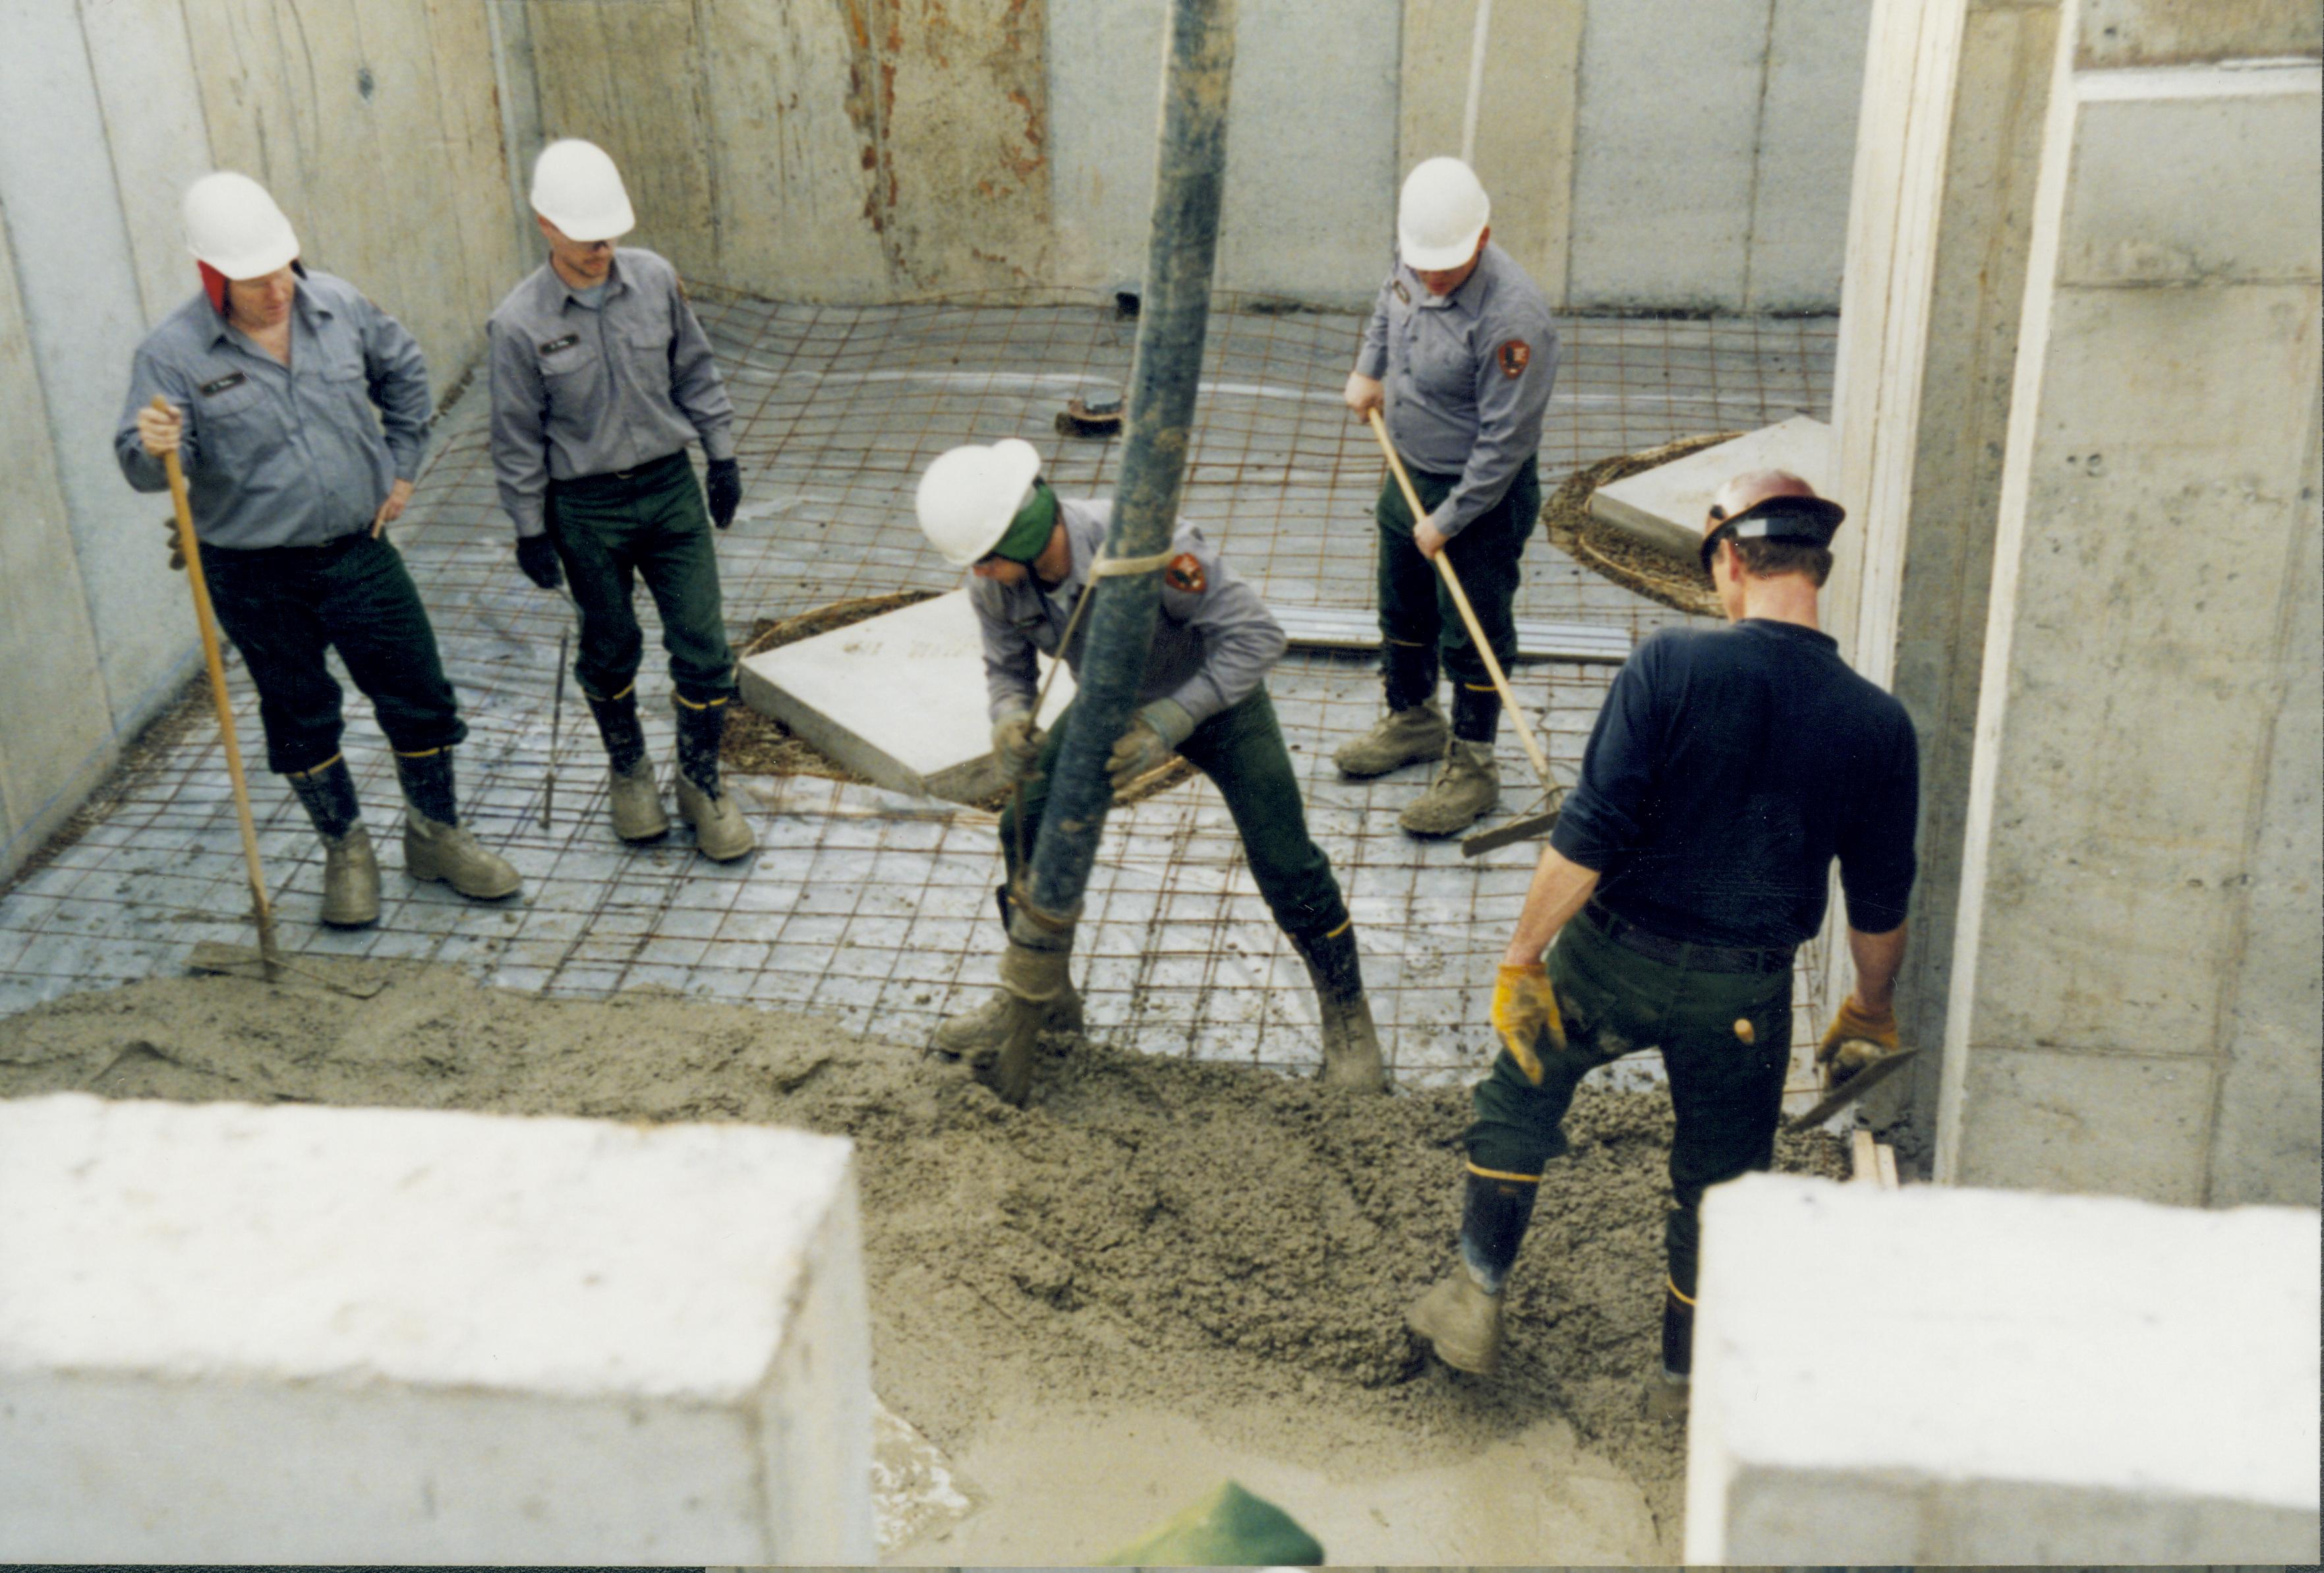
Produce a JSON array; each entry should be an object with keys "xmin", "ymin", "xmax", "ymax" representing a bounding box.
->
[{"xmin": 830, "ymin": 0, "xmax": 1053, "ymax": 289}]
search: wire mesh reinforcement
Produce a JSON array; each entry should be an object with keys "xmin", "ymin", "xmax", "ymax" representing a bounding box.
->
[{"xmin": 0, "ymin": 290, "xmax": 1836, "ymax": 1092}]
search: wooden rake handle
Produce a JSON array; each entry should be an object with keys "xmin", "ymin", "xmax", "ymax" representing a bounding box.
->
[
  {"xmin": 156, "ymin": 396, "xmax": 278, "ymax": 970},
  {"xmin": 1364, "ymin": 407, "xmax": 1555, "ymax": 792}
]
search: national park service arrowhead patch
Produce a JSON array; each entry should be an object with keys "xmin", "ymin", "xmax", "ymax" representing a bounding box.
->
[
  {"xmin": 1163, "ymin": 552, "xmax": 1207, "ymax": 594},
  {"xmin": 1497, "ymin": 339, "xmax": 1531, "ymax": 378}
]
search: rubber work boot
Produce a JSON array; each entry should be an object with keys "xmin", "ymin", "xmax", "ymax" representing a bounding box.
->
[
  {"xmin": 1333, "ymin": 702, "xmax": 1449, "ymax": 779},
  {"xmin": 1293, "ymin": 921, "xmax": 1387, "ymax": 1092},
  {"xmin": 930, "ymin": 984, "xmax": 1084, "ymax": 1063},
  {"xmin": 1399, "ymin": 738, "xmax": 1499, "ymax": 837},
  {"xmin": 1650, "ymin": 1280, "xmax": 1695, "ymax": 1419},
  {"xmin": 394, "ymin": 749, "xmax": 522, "ymax": 901},
  {"xmin": 1406, "ymin": 1269, "xmax": 1503, "ymax": 1375},
  {"xmin": 673, "ymin": 696, "xmax": 756, "ymax": 861},
  {"xmin": 285, "ymin": 756, "xmax": 378, "ymax": 928},
  {"xmin": 584, "ymin": 687, "xmax": 669, "ymax": 843}
]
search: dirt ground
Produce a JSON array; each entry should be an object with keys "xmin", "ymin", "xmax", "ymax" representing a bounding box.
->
[{"xmin": 0, "ymin": 964, "xmax": 1847, "ymax": 1557}]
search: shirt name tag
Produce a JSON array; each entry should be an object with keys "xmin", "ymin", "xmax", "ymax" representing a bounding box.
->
[
  {"xmin": 538, "ymin": 334, "xmax": 580, "ymax": 355},
  {"xmin": 198, "ymin": 372, "xmax": 248, "ymax": 396}
]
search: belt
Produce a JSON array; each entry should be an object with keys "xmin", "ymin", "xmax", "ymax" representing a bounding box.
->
[
  {"xmin": 552, "ymin": 448, "xmax": 689, "ymax": 496},
  {"xmin": 1583, "ymin": 903, "xmax": 1794, "ymax": 976}
]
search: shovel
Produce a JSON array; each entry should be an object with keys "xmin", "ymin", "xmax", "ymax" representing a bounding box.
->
[
  {"xmin": 1784, "ymin": 1045, "xmax": 1921, "ymax": 1131},
  {"xmin": 1364, "ymin": 410, "xmax": 1565, "ymax": 856},
  {"xmin": 158, "ymin": 398, "xmax": 384, "ymax": 1001}
]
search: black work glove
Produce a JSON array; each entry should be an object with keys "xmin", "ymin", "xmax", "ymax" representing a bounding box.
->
[
  {"xmin": 515, "ymin": 532, "xmax": 564, "ymax": 591},
  {"xmin": 705, "ymin": 458, "xmax": 742, "ymax": 529}
]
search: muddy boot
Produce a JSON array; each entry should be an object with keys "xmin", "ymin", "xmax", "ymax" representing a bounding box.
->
[
  {"xmin": 1649, "ymin": 1280, "xmax": 1695, "ymax": 1419},
  {"xmin": 286, "ymin": 756, "xmax": 378, "ymax": 928},
  {"xmin": 1293, "ymin": 920, "xmax": 1386, "ymax": 1092},
  {"xmin": 1407, "ymin": 1270, "xmax": 1503, "ymax": 1375},
  {"xmin": 931, "ymin": 984, "xmax": 1084, "ymax": 1062},
  {"xmin": 585, "ymin": 687, "xmax": 668, "ymax": 843},
  {"xmin": 673, "ymin": 696, "xmax": 756, "ymax": 862},
  {"xmin": 1398, "ymin": 738, "xmax": 1498, "ymax": 837},
  {"xmin": 1409, "ymin": 1167, "xmax": 1539, "ymax": 1375},
  {"xmin": 395, "ymin": 749, "xmax": 522, "ymax": 901},
  {"xmin": 1333, "ymin": 701, "xmax": 1448, "ymax": 779}
]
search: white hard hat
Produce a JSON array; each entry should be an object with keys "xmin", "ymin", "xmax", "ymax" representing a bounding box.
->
[
  {"xmin": 1397, "ymin": 156, "xmax": 1490, "ymax": 271},
  {"xmin": 530, "ymin": 139, "xmax": 635, "ymax": 243},
  {"xmin": 915, "ymin": 439, "xmax": 1044, "ymax": 566},
  {"xmin": 183, "ymin": 172, "xmax": 300, "ymax": 281}
]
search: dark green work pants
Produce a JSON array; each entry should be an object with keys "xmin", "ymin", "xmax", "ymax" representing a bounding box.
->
[
  {"xmin": 1374, "ymin": 455, "xmax": 1538, "ymax": 742},
  {"xmin": 1465, "ymin": 906, "xmax": 1794, "ymax": 1297},
  {"xmin": 547, "ymin": 448, "xmax": 736, "ymax": 706},
  {"xmin": 200, "ymin": 531, "xmax": 465, "ymax": 775},
  {"xmin": 1001, "ymin": 686, "xmax": 1349, "ymax": 943}
]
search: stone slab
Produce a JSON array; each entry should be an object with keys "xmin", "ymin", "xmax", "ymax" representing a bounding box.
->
[
  {"xmin": 0, "ymin": 1093, "xmax": 874, "ymax": 1563},
  {"xmin": 1685, "ymin": 1173, "xmax": 2321, "ymax": 1563},
  {"xmin": 1589, "ymin": 415, "xmax": 1836, "ymax": 558},
  {"xmin": 738, "ymin": 589, "xmax": 1074, "ymax": 804}
]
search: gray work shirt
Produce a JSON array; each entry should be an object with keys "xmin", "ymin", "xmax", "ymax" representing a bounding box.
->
[
  {"xmin": 114, "ymin": 273, "xmax": 430, "ymax": 549},
  {"xmin": 970, "ymin": 497, "xmax": 1285, "ymax": 727},
  {"xmin": 1354, "ymin": 241, "xmax": 1557, "ymax": 540},
  {"xmin": 486, "ymin": 248, "xmax": 736, "ymax": 538}
]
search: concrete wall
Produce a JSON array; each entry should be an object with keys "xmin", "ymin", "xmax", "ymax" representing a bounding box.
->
[
  {"xmin": 1823, "ymin": 0, "xmax": 2062, "ymax": 1159},
  {"xmin": 1932, "ymin": 4, "xmax": 2321, "ymax": 1204},
  {"xmin": 1566, "ymin": 0, "xmax": 1875, "ymax": 311},
  {"xmin": 0, "ymin": 0, "xmax": 526, "ymax": 885},
  {"xmin": 528, "ymin": 1, "xmax": 1871, "ymax": 311}
]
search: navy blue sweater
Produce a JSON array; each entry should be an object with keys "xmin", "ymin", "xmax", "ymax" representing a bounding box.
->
[{"xmin": 1550, "ymin": 619, "xmax": 1919, "ymax": 949}]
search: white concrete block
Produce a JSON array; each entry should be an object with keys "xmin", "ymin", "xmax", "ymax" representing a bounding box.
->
[
  {"xmin": 1684, "ymin": 1173, "xmax": 2321, "ymax": 1564},
  {"xmin": 0, "ymin": 1093, "xmax": 874, "ymax": 1564},
  {"xmin": 1589, "ymin": 415, "xmax": 1835, "ymax": 558},
  {"xmin": 738, "ymin": 589, "xmax": 1074, "ymax": 804}
]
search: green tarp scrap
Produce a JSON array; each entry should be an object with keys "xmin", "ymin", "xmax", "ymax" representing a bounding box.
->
[{"xmin": 1103, "ymin": 1479, "xmax": 1323, "ymax": 1566}]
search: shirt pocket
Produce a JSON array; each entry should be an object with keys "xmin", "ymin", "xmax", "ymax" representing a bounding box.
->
[
  {"xmin": 1409, "ymin": 318, "xmax": 1476, "ymax": 404},
  {"xmin": 309, "ymin": 347, "xmax": 374, "ymax": 438},
  {"xmin": 621, "ymin": 318, "xmax": 672, "ymax": 387},
  {"xmin": 190, "ymin": 373, "xmax": 284, "ymax": 473},
  {"xmin": 535, "ymin": 335, "xmax": 606, "ymax": 415}
]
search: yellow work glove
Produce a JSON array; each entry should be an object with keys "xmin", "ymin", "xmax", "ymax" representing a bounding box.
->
[
  {"xmin": 1816, "ymin": 997, "xmax": 1898, "ymax": 1087},
  {"xmin": 1490, "ymin": 962, "xmax": 1565, "ymax": 1085}
]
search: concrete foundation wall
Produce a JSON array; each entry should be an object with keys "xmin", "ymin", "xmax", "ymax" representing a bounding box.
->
[
  {"xmin": 0, "ymin": 0, "xmax": 527, "ymax": 885},
  {"xmin": 1824, "ymin": 0, "xmax": 2062, "ymax": 1158},
  {"xmin": 531, "ymin": 1, "xmax": 1870, "ymax": 311},
  {"xmin": 1567, "ymin": 0, "xmax": 1874, "ymax": 311},
  {"xmin": 1933, "ymin": 26, "xmax": 2323, "ymax": 1203}
]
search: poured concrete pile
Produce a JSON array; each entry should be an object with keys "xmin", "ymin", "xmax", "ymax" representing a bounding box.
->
[{"xmin": 0, "ymin": 965, "xmax": 1850, "ymax": 1553}]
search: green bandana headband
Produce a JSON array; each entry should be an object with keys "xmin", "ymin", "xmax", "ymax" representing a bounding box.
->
[{"xmin": 988, "ymin": 481, "xmax": 1056, "ymax": 563}]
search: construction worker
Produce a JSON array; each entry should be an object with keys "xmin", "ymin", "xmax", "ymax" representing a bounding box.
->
[
  {"xmin": 917, "ymin": 439, "xmax": 1385, "ymax": 1092},
  {"xmin": 1405, "ymin": 472, "xmax": 1919, "ymax": 1402},
  {"xmin": 1338, "ymin": 156, "xmax": 1557, "ymax": 838},
  {"xmin": 114, "ymin": 172, "xmax": 519, "ymax": 928},
  {"xmin": 487, "ymin": 138, "xmax": 753, "ymax": 862}
]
